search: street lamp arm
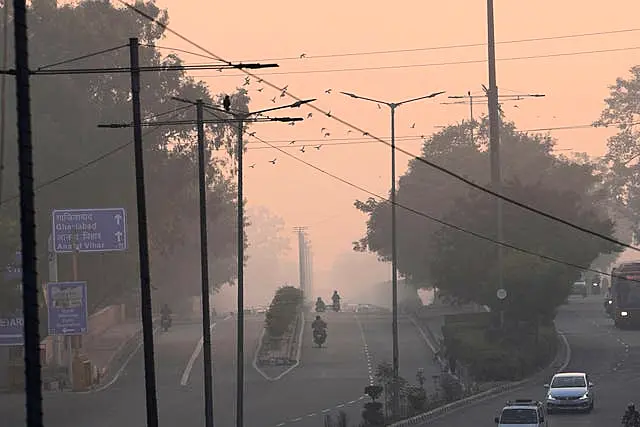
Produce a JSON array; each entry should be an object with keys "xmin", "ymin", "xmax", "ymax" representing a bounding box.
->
[
  {"xmin": 339, "ymin": 91, "xmax": 388, "ymax": 106},
  {"xmin": 397, "ymin": 91, "xmax": 445, "ymax": 106}
]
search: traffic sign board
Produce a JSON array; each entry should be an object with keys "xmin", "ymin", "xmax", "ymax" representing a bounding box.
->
[
  {"xmin": 52, "ymin": 208, "xmax": 127, "ymax": 253},
  {"xmin": 46, "ymin": 281, "xmax": 88, "ymax": 336},
  {"xmin": 0, "ymin": 315, "xmax": 23, "ymax": 346}
]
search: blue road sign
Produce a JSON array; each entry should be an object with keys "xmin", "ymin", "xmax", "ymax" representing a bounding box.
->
[
  {"xmin": 3, "ymin": 250, "xmax": 22, "ymax": 281},
  {"xmin": 46, "ymin": 281, "xmax": 88, "ymax": 336},
  {"xmin": 52, "ymin": 208, "xmax": 127, "ymax": 253},
  {"xmin": 0, "ymin": 315, "xmax": 23, "ymax": 346}
]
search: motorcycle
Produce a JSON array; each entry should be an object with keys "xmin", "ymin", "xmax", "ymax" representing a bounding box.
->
[
  {"xmin": 316, "ymin": 300, "xmax": 326, "ymax": 313},
  {"xmin": 332, "ymin": 300, "xmax": 341, "ymax": 312},
  {"xmin": 161, "ymin": 315, "xmax": 172, "ymax": 332},
  {"xmin": 313, "ymin": 328, "xmax": 327, "ymax": 347}
]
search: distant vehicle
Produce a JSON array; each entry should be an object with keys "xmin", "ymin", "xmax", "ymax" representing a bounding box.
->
[
  {"xmin": 544, "ymin": 372, "xmax": 594, "ymax": 413},
  {"xmin": 494, "ymin": 400, "xmax": 547, "ymax": 426},
  {"xmin": 604, "ymin": 296, "xmax": 614, "ymax": 318},
  {"xmin": 611, "ymin": 261, "xmax": 640, "ymax": 328},
  {"xmin": 313, "ymin": 328, "xmax": 327, "ymax": 347},
  {"xmin": 571, "ymin": 281, "xmax": 587, "ymax": 297}
]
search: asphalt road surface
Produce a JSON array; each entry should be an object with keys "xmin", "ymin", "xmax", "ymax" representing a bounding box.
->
[{"xmin": 427, "ymin": 296, "xmax": 636, "ymax": 427}]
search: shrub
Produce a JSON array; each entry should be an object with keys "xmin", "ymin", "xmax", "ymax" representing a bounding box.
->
[
  {"xmin": 265, "ymin": 286, "xmax": 303, "ymax": 337},
  {"xmin": 444, "ymin": 323, "xmax": 558, "ymax": 381}
]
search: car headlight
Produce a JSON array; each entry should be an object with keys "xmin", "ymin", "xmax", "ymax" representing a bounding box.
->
[
  {"xmin": 622, "ymin": 311, "xmax": 629, "ymax": 317},
  {"xmin": 579, "ymin": 393, "xmax": 589, "ymax": 400},
  {"xmin": 547, "ymin": 395, "xmax": 556, "ymax": 400}
]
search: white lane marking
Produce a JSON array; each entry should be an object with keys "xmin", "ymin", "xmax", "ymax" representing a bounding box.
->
[
  {"xmin": 180, "ymin": 322, "xmax": 217, "ymax": 386},
  {"xmin": 354, "ymin": 314, "xmax": 375, "ymax": 385}
]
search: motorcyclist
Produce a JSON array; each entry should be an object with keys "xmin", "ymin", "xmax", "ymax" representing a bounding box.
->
[
  {"xmin": 315, "ymin": 297, "xmax": 326, "ymax": 312},
  {"xmin": 622, "ymin": 403, "xmax": 640, "ymax": 426},
  {"xmin": 332, "ymin": 290, "xmax": 341, "ymax": 305},
  {"xmin": 161, "ymin": 304, "xmax": 172, "ymax": 324},
  {"xmin": 312, "ymin": 315, "xmax": 327, "ymax": 332}
]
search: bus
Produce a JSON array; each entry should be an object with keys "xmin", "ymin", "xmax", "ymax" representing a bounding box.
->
[{"xmin": 610, "ymin": 261, "xmax": 640, "ymax": 328}]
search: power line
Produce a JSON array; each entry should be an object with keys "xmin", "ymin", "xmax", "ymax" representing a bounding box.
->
[
  {"xmin": 244, "ymin": 121, "xmax": 634, "ymax": 149},
  {"xmin": 248, "ymin": 132, "xmax": 629, "ymax": 283},
  {"xmin": 153, "ymin": 27, "xmax": 640, "ymax": 63},
  {"xmin": 115, "ymin": 1, "xmax": 640, "ymax": 253},
  {"xmin": 35, "ymin": 44, "xmax": 129, "ymax": 71},
  {"xmin": 187, "ymin": 45, "xmax": 640, "ymax": 78},
  {"xmin": 0, "ymin": 105, "xmax": 192, "ymax": 207}
]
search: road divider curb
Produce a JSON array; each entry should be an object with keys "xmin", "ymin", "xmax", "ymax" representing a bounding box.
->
[
  {"xmin": 253, "ymin": 312, "xmax": 305, "ymax": 381},
  {"xmin": 391, "ymin": 323, "xmax": 571, "ymax": 427}
]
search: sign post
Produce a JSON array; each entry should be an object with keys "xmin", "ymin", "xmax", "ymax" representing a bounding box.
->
[
  {"xmin": 52, "ymin": 208, "xmax": 127, "ymax": 253},
  {"xmin": 0, "ymin": 315, "xmax": 23, "ymax": 346},
  {"xmin": 46, "ymin": 282, "xmax": 88, "ymax": 336}
]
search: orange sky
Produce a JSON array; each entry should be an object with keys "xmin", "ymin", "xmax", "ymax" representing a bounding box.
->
[{"xmin": 153, "ymin": 0, "xmax": 640, "ymax": 271}]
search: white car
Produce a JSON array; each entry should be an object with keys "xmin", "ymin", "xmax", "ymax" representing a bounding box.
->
[
  {"xmin": 495, "ymin": 400, "xmax": 548, "ymax": 426},
  {"xmin": 545, "ymin": 372, "xmax": 594, "ymax": 413}
]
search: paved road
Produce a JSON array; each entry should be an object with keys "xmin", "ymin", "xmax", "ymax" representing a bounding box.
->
[{"xmin": 426, "ymin": 296, "xmax": 636, "ymax": 427}]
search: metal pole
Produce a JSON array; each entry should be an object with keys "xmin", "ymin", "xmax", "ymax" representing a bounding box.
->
[
  {"xmin": 129, "ymin": 37, "xmax": 159, "ymax": 427},
  {"xmin": 486, "ymin": 0, "xmax": 503, "ymax": 294},
  {"xmin": 196, "ymin": 99, "xmax": 215, "ymax": 427},
  {"xmin": 468, "ymin": 91, "xmax": 474, "ymax": 145},
  {"xmin": 13, "ymin": 0, "xmax": 43, "ymax": 424},
  {"xmin": 297, "ymin": 229, "xmax": 305, "ymax": 294},
  {"xmin": 390, "ymin": 104, "xmax": 400, "ymax": 419},
  {"xmin": 47, "ymin": 235, "xmax": 63, "ymax": 367},
  {"xmin": 236, "ymin": 118, "xmax": 245, "ymax": 427}
]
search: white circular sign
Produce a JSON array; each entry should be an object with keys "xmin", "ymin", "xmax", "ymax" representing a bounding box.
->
[{"xmin": 496, "ymin": 288, "xmax": 507, "ymax": 300}]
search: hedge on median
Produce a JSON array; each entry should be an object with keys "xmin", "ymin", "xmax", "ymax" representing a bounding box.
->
[
  {"xmin": 265, "ymin": 285, "xmax": 304, "ymax": 337},
  {"xmin": 442, "ymin": 313, "xmax": 558, "ymax": 382}
]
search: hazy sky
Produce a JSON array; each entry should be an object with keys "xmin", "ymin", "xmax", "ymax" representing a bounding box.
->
[{"xmin": 153, "ymin": 0, "xmax": 640, "ymax": 270}]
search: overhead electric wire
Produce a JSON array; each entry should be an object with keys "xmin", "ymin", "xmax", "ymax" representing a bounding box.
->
[
  {"xmin": 35, "ymin": 44, "xmax": 129, "ymax": 71},
  {"xmin": 152, "ymin": 26, "xmax": 640, "ymax": 63},
  {"xmin": 248, "ymin": 132, "xmax": 633, "ymax": 283},
  {"xmin": 118, "ymin": 2, "xmax": 640, "ymax": 253},
  {"xmin": 0, "ymin": 104, "xmax": 192, "ymax": 207},
  {"xmin": 187, "ymin": 46, "xmax": 640, "ymax": 78},
  {"xmin": 244, "ymin": 120, "xmax": 637, "ymax": 149}
]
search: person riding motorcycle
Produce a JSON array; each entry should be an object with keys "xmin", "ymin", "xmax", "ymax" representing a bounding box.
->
[
  {"xmin": 332, "ymin": 290, "xmax": 341, "ymax": 311},
  {"xmin": 312, "ymin": 315, "xmax": 327, "ymax": 345},
  {"xmin": 312, "ymin": 315, "xmax": 327, "ymax": 332},
  {"xmin": 622, "ymin": 403, "xmax": 640, "ymax": 427},
  {"xmin": 161, "ymin": 303, "xmax": 172, "ymax": 328},
  {"xmin": 315, "ymin": 297, "xmax": 326, "ymax": 312}
]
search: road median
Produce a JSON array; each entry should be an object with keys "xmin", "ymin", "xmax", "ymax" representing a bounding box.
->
[{"xmin": 390, "ymin": 318, "xmax": 570, "ymax": 427}]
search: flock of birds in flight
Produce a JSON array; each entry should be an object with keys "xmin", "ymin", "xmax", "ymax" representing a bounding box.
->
[{"xmin": 239, "ymin": 74, "xmax": 423, "ymax": 170}]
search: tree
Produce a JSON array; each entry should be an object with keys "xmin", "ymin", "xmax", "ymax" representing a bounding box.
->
[
  {"xmin": 595, "ymin": 65, "xmax": 640, "ymax": 242},
  {"xmin": 0, "ymin": 1, "xmax": 245, "ymax": 312},
  {"xmin": 430, "ymin": 178, "xmax": 620, "ymax": 319},
  {"xmin": 354, "ymin": 117, "xmax": 617, "ymax": 289},
  {"xmin": 245, "ymin": 206, "xmax": 291, "ymax": 303}
]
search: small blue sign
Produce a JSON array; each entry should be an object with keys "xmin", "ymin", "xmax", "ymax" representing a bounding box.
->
[
  {"xmin": 46, "ymin": 281, "xmax": 88, "ymax": 336},
  {"xmin": 52, "ymin": 208, "xmax": 127, "ymax": 253},
  {"xmin": 0, "ymin": 315, "xmax": 23, "ymax": 346}
]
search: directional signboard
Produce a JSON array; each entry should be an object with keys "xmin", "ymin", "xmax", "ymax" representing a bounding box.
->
[
  {"xmin": 52, "ymin": 208, "xmax": 127, "ymax": 253},
  {"xmin": 0, "ymin": 314, "xmax": 23, "ymax": 346},
  {"xmin": 46, "ymin": 281, "xmax": 88, "ymax": 336}
]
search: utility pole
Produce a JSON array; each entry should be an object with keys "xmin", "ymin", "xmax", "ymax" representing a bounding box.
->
[
  {"xmin": 129, "ymin": 37, "xmax": 159, "ymax": 427},
  {"xmin": 196, "ymin": 99, "xmax": 215, "ymax": 427},
  {"xmin": 13, "ymin": 0, "xmax": 43, "ymax": 425},
  {"xmin": 486, "ymin": 0, "xmax": 503, "ymax": 298},
  {"xmin": 445, "ymin": 91, "xmax": 545, "ymax": 146},
  {"xmin": 294, "ymin": 227, "xmax": 308, "ymax": 298},
  {"xmin": 236, "ymin": 117, "xmax": 245, "ymax": 427}
]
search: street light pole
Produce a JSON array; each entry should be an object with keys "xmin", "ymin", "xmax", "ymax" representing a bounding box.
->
[{"xmin": 341, "ymin": 90, "xmax": 444, "ymax": 420}]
